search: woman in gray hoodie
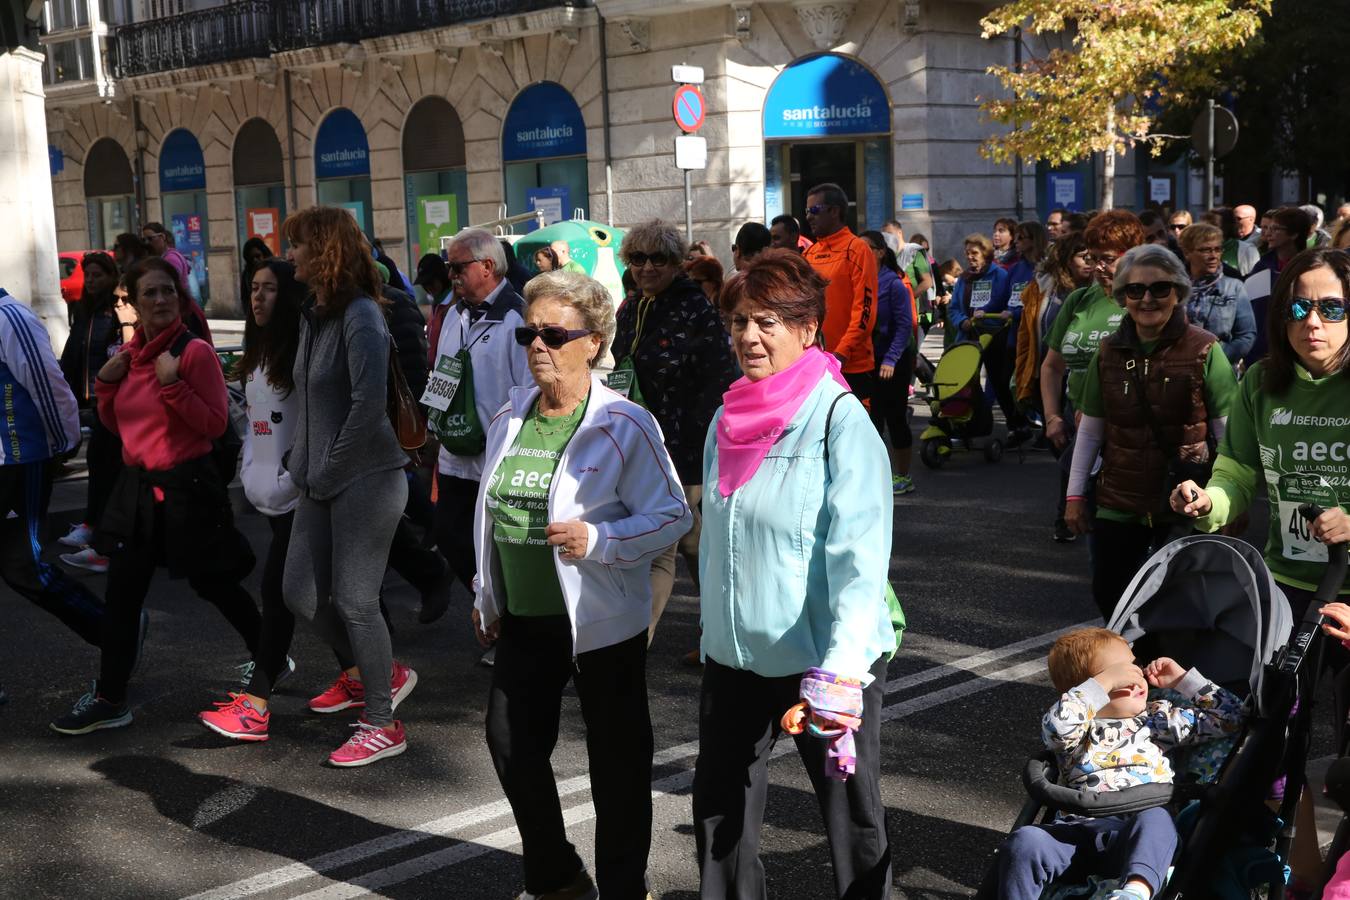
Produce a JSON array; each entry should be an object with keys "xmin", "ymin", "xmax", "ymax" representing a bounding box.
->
[{"xmin": 282, "ymin": 207, "xmax": 417, "ymax": 767}]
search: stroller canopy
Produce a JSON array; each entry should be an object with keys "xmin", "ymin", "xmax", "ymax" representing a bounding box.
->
[{"xmin": 1106, "ymin": 535, "xmax": 1293, "ymax": 717}]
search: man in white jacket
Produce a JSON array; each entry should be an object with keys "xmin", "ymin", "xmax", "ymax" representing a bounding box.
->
[
  {"xmin": 1, "ymin": 288, "xmax": 108, "ymax": 700},
  {"xmin": 426, "ymin": 229, "xmax": 531, "ymax": 664}
]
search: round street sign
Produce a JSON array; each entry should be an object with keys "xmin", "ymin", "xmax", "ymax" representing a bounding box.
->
[
  {"xmin": 673, "ymin": 84, "xmax": 706, "ymax": 134},
  {"xmin": 1190, "ymin": 106, "xmax": 1239, "ymax": 159}
]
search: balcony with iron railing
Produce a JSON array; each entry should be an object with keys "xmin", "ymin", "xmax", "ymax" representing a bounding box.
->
[{"xmin": 110, "ymin": 0, "xmax": 592, "ymax": 78}]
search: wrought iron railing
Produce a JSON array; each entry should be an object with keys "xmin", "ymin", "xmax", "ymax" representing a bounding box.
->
[{"xmin": 110, "ymin": 0, "xmax": 589, "ymax": 78}]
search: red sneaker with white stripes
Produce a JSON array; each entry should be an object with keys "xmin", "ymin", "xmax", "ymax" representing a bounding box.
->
[{"xmin": 327, "ymin": 720, "xmax": 406, "ymax": 767}]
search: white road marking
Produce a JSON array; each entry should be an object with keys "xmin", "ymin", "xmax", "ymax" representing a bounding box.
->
[
  {"xmin": 283, "ymin": 654, "xmax": 1050, "ymax": 900},
  {"xmin": 185, "ymin": 625, "xmax": 1065, "ymax": 900}
]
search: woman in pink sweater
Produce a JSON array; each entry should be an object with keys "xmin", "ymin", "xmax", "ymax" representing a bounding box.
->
[{"xmin": 49, "ymin": 257, "xmax": 262, "ymax": 736}]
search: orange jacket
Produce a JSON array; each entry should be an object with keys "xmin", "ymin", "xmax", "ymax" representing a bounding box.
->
[{"xmin": 805, "ymin": 227, "xmax": 878, "ymax": 374}]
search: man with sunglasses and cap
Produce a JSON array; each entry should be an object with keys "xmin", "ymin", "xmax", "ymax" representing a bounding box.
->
[{"xmin": 422, "ymin": 230, "xmax": 530, "ymax": 664}]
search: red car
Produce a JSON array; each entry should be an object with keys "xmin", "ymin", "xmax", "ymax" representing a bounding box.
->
[{"xmin": 59, "ymin": 251, "xmax": 92, "ymax": 304}]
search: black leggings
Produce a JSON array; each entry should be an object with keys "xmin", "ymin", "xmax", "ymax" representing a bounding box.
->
[
  {"xmin": 244, "ymin": 512, "xmax": 297, "ymax": 700},
  {"xmin": 85, "ymin": 416, "xmax": 123, "ymax": 529},
  {"xmin": 870, "ymin": 346, "xmax": 916, "ymax": 450},
  {"xmin": 985, "ymin": 339, "xmax": 1027, "ymax": 429},
  {"xmin": 99, "ymin": 505, "xmax": 261, "ymax": 705}
]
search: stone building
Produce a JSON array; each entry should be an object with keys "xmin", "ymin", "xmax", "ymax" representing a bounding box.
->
[{"xmin": 41, "ymin": 0, "xmax": 1163, "ymax": 315}]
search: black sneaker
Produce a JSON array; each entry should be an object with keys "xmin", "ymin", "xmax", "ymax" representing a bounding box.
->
[
  {"xmin": 50, "ymin": 684, "xmax": 132, "ymax": 735},
  {"xmin": 1053, "ymin": 519, "xmax": 1076, "ymax": 544},
  {"xmin": 418, "ymin": 569, "xmax": 454, "ymax": 625},
  {"xmin": 1007, "ymin": 427, "xmax": 1034, "ymax": 449}
]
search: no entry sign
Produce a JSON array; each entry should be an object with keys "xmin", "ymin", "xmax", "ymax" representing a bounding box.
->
[{"xmin": 673, "ymin": 85, "xmax": 706, "ymax": 134}]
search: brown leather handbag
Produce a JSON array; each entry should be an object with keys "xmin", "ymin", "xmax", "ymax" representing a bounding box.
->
[{"xmin": 386, "ymin": 336, "xmax": 427, "ymax": 453}]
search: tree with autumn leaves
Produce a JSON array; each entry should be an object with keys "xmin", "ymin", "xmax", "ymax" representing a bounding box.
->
[{"xmin": 978, "ymin": 0, "xmax": 1270, "ymax": 209}]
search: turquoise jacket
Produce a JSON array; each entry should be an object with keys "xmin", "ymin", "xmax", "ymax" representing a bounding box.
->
[{"xmin": 699, "ymin": 375, "xmax": 896, "ymax": 685}]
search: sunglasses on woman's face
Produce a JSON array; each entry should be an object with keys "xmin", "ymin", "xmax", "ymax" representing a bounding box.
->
[
  {"xmin": 514, "ymin": 325, "xmax": 593, "ymax": 348},
  {"xmin": 1288, "ymin": 297, "xmax": 1348, "ymax": 323},
  {"xmin": 626, "ymin": 252, "xmax": 671, "ymax": 269},
  {"xmin": 1121, "ymin": 281, "xmax": 1177, "ymax": 300}
]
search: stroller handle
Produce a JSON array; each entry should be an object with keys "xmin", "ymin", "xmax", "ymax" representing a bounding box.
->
[{"xmin": 1298, "ymin": 503, "xmax": 1350, "ymax": 606}]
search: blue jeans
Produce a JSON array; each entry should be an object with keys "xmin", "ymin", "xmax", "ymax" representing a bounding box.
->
[{"xmin": 998, "ymin": 806, "xmax": 1176, "ymax": 900}]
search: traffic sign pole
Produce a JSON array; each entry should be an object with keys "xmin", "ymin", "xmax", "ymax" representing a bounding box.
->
[
  {"xmin": 671, "ymin": 74, "xmax": 706, "ymax": 244},
  {"xmin": 1205, "ymin": 99, "xmax": 1215, "ymax": 212}
]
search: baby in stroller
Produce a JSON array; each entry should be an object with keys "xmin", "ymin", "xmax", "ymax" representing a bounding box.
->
[{"xmin": 996, "ymin": 627, "xmax": 1246, "ymax": 900}]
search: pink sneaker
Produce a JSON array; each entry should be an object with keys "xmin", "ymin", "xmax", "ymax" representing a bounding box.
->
[
  {"xmin": 391, "ymin": 662, "xmax": 418, "ymax": 712},
  {"xmin": 308, "ymin": 671, "xmax": 365, "ymax": 714},
  {"xmin": 199, "ymin": 693, "xmax": 269, "ymax": 742},
  {"xmin": 328, "ymin": 720, "xmax": 406, "ymax": 767}
]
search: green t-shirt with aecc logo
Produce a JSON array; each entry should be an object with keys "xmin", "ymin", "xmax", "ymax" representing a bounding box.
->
[
  {"xmin": 486, "ymin": 395, "xmax": 590, "ymax": 617},
  {"xmin": 1199, "ymin": 362, "xmax": 1350, "ymax": 595},
  {"xmin": 1045, "ymin": 284, "xmax": 1126, "ymax": 412}
]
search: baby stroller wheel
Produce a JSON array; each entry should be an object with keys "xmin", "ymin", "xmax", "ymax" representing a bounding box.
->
[
  {"xmin": 984, "ymin": 439, "xmax": 1004, "ymax": 463},
  {"xmin": 920, "ymin": 438, "xmax": 947, "ymax": 469}
]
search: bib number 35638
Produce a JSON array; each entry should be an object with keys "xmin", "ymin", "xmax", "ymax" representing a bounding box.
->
[
  {"xmin": 421, "ymin": 354, "xmax": 463, "ymax": 412},
  {"xmin": 1277, "ymin": 472, "xmax": 1338, "ymax": 563}
]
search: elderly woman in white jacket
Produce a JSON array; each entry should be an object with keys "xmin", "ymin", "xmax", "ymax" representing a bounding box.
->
[{"xmin": 472, "ymin": 270, "xmax": 692, "ymax": 900}]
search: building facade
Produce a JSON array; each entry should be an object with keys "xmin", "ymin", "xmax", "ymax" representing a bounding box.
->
[{"xmin": 43, "ymin": 0, "xmax": 1150, "ymax": 315}]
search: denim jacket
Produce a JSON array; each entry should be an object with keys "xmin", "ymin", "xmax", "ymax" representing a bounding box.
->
[
  {"xmin": 698, "ymin": 376, "xmax": 896, "ymax": 685},
  {"xmin": 1186, "ymin": 273, "xmax": 1256, "ymax": 366}
]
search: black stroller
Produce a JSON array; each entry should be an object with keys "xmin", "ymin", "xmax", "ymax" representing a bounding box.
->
[{"xmin": 978, "ymin": 506, "xmax": 1349, "ymax": 899}]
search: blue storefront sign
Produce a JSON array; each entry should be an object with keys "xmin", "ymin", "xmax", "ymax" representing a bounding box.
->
[
  {"xmin": 502, "ymin": 82, "xmax": 587, "ymax": 162},
  {"xmin": 526, "ymin": 186, "xmax": 570, "ymax": 231},
  {"xmin": 763, "ymin": 54, "xmax": 890, "ymax": 139},
  {"xmin": 159, "ymin": 129, "xmax": 206, "ymax": 193},
  {"xmin": 315, "ymin": 108, "xmax": 371, "ymax": 180}
]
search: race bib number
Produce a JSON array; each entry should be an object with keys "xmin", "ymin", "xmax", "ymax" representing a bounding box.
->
[
  {"xmin": 1276, "ymin": 472, "xmax": 1339, "ymax": 563},
  {"xmin": 1010, "ymin": 281, "xmax": 1027, "ymax": 310},
  {"xmin": 605, "ymin": 369, "xmax": 636, "ymax": 398},
  {"xmin": 420, "ymin": 354, "xmax": 463, "ymax": 412},
  {"xmin": 971, "ymin": 283, "xmax": 992, "ymax": 310}
]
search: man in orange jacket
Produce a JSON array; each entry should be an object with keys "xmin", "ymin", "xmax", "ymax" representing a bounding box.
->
[{"xmin": 803, "ymin": 183, "xmax": 878, "ymax": 401}]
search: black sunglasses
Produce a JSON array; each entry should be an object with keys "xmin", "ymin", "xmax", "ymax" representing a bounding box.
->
[
  {"xmin": 1121, "ymin": 281, "xmax": 1177, "ymax": 300},
  {"xmin": 1169, "ymin": 223, "xmax": 1187, "ymax": 231},
  {"xmin": 626, "ymin": 251, "xmax": 671, "ymax": 268},
  {"xmin": 447, "ymin": 258, "xmax": 482, "ymax": 275},
  {"xmin": 514, "ymin": 325, "xmax": 593, "ymax": 348},
  {"xmin": 1288, "ymin": 297, "xmax": 1348, "ymax": 322}
]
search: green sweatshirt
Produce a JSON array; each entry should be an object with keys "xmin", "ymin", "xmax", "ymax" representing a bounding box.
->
[
  {"xmin": 1198, "ymin": 362, "xmax": 1350, "ymax": 595},
  {"xmin": 1045, "ymin": 284, "xmax": 1126, "ymax": 412}
]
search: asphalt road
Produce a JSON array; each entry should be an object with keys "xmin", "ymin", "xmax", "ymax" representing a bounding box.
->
[{"xmin": 1, "ymin": 332, "xmax": 1339, "ymax": 899}]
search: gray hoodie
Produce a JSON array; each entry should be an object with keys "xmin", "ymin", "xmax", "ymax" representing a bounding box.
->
[{"xmin": 288, "ymin": 296, "xmax": 407, "ymax": 500}]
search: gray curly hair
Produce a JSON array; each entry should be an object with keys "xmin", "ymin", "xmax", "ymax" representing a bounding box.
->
[
  {"xmin": 523, "ymin": 271, "xmax": 616, "ymax": 368},
  {"xmin": 619, "ymin": 220, "xmax": 686, "ymax": 267}
]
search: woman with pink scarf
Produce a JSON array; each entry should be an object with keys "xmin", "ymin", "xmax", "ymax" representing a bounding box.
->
[{"xmin": 693, "ymin": 249, "xmax": 897, "ymax": 899}]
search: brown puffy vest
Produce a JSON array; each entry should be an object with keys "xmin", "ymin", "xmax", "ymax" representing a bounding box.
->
[{"xmin": 1095, "ymin": 309, "xmax": 1217, "ymax": 518}]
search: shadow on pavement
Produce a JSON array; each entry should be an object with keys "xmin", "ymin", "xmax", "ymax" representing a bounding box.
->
[{"xmin": 89, "ymin": 755, "xmax": 473, "ymax": 885}]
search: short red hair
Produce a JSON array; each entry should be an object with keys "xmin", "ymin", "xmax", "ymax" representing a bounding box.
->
[
  {"xmin": 1047, "ymin": 628, "xmax": 1128, "ymax": 693},
  {"xmin": 685, "ymin": 255, "xmax": 724, "ymax": 292},
  {"xmin": 1084, "ymin": 210, "xmax": 1146, "ymax": 255},
  {"xmin": 719, "ymin": 248, "xmax": 826, "ymax": 343}
]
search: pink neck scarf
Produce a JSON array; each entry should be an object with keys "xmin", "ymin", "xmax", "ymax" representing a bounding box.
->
[{"xmin": 716, "ymin": 346, "xmax": 847, "ymax": 497}]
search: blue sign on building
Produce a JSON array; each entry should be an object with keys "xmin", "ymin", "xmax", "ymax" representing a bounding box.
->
[
  {"xmin": 49, "ymin": 145, "xmax": 64, "ymax": 176},
  {"xmin": 159, "ymin": 129, "xmax": 206, "ymax": 193},
  {"xmin": 502, "ymin": 82, "xmax": 587, "ymax": 162},
  {"xmin": 314, "ymin": 108, "xmax": 371, "ymax": 180},
  {"xmin": 763, "ymin": 54, "xmax": 890, "ymax": 139}
]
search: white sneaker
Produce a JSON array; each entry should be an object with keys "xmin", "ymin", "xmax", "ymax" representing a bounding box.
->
[
  {"xmin": 58, "ymin": 522, "xmax": 94, "ymax": 549},
  {"xmin": 60, "ymin": 547, "xmax": 109, "ymax": 574}
]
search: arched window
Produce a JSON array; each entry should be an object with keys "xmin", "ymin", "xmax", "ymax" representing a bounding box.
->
[{"xmin": 402, "ymin": 96, "xmax": 468, "ymax": 266}]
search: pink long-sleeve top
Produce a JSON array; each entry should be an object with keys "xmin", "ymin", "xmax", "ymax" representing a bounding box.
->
[{"xmin": 95, "ymin": 320, "xmax": 227, "ymax": 472}]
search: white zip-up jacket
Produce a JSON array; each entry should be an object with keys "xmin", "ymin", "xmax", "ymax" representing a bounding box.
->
[
  {"xmin": 473, "ymin": 376, "xmax": 693, "ymax": 654},
  {"xmin": 239, "ymin": 365, "xmax": 299, "ymax": 517},
  {"xmin": 432, "ymin": 281, "xmax": 531, "ymax": 481}
]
